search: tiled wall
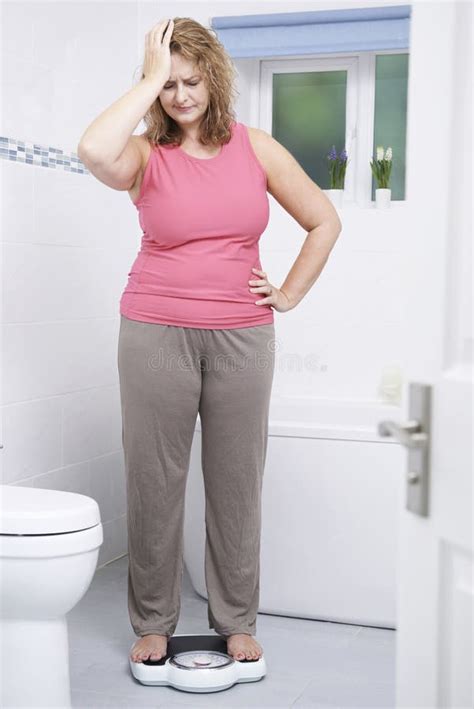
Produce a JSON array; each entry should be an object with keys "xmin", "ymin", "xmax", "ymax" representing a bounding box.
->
[{"xmin": 0, "ymin": 137, "xmax": 89, "ymax": 173}]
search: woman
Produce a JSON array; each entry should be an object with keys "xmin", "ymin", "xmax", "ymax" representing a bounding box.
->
[{"xmin": 77, "ymin": 17, "xmax": 342, "ymax": 665}]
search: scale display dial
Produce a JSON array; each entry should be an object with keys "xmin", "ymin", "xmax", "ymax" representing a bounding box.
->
[{"xmin": 170, "ymin": 651, "xmax": 233, "ymax": 670}]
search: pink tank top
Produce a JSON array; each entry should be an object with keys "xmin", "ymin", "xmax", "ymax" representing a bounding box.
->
[{"xmin": 119, "ymin": 120, "xmax": 274, "ymax": 329}]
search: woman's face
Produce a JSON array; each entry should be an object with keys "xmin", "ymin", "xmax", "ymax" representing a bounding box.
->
[{"xmin": 159, "ymin": 53, "xmax": 210, "ymax": 129}]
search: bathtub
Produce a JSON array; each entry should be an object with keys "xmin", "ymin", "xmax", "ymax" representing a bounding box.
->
[{"xmin": 183, "ymin": 396, "xmax": 404, "ymax": 630}]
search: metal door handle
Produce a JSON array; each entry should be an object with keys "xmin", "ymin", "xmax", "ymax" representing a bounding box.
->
[
  {"xmin": 377, "ymin": 419, "xmax": 428, "ymax": 449},
  {"xmin": 378, "ymin": 382, "xmax": 431, "ymax": 517}
]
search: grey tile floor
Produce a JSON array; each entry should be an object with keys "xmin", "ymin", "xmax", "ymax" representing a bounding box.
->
[{"xmin": 68, "ymin": 556, "xmax": 396, "ymax": 708}]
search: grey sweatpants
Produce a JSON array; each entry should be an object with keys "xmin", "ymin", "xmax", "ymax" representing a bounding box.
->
[{"xmin": 117, "ymin": 314, "xmax": 275, "ymax": 639}]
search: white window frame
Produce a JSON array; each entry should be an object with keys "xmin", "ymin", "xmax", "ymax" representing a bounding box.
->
[{"xmin": 256, "ymin": 50, "xmax": 408, "ymax": 208}]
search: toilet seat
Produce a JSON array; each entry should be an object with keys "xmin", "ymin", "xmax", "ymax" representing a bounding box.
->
[
  {"xmin": 0, "ymin": 486, "xmax": 101, "ymax": 535},
  {"xmin": 1, "ymin": 486, "xmax": 103, "ymax": 709}
]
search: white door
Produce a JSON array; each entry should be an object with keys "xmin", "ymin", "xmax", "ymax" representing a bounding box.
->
[{"xmin": 377, "ymin": 2, "xmax": 473, "ymax": 706}]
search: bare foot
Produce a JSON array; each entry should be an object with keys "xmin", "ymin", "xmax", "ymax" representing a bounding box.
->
[
  {"xmin": 226, "ymin": 633, "xmax": 263, "ymax": 661},
  {"xmin": 130, "ymin": 634, "xmax": 169, "ymax": 663}
]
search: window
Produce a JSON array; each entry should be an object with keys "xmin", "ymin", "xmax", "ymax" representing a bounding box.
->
[
  {"xmin": 270, "ymin": 63, "xmax": 348, "ymax": 192},
  {"xmin": 260, "ymin": 51, "xmax": 409, "ymax": 204},
  {"xmin": 372, "ymin": 53, "xmax": 409, "ymax": 201}
]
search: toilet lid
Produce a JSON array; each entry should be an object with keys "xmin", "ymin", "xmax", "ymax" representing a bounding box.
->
[{"xmin": 0, "ymin": 486, "xmax": 101, "ymax": 535}]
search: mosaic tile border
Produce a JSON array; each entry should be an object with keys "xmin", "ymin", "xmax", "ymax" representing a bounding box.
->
[{"xmin": 0, "ymin": 137, "xmax": 90, "ymax": 174}]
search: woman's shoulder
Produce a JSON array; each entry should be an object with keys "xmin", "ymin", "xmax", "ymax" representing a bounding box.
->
[
  {"xmin": 238, "ymin": 122, "xmax": 268, "ymax": 150},
  {"xmin": 243, "ymin": 123, "xmax": 267, "ymax": 142},
  {"xmin": 238, "ymin": 123, "xmax": 271, "ymax": 177}
]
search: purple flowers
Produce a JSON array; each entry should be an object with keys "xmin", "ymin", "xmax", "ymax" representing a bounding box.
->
[{"xmin": 326, "ymin": 145, "xmax": 349, "ymax": 189}]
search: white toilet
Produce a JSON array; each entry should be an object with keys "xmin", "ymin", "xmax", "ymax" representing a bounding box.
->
[{"xmin": 0, "ymin": 485, "xmax": 103, "ymax": 708}]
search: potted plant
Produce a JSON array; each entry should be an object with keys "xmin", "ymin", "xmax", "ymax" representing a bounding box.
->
[
  {"xmin": 325, "ymin": 145, "xmax": 348, "ymax": 208},
  {"xmin": 370, "ymin": 146, "xmax": 393, "ymax": 209}
]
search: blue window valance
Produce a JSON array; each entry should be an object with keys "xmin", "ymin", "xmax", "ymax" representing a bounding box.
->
[{"xmin": 210, "ymin": 4, "xmax": 411, "ymax": 58}]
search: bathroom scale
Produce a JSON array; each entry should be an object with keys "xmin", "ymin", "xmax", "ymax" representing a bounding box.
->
[{"xmin": 129, "ymin": 633, "xmax": 266, "ymax": 693}]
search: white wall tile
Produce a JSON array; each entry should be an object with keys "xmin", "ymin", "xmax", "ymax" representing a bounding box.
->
[
  {"xmin": 97, "ymin": 515, "xmax": 127, "ymax": 569},
  {"xmin": 33, "ymin": 165, "xmax": 142, "ymax": 250},
  {"xmin": 3, "ymin": 243, "xmax": 133, "ymax": 322},
  {"xmin": 32, "ymin": 460, "xmax": 91, "ymax": 499},
  {"xmin": 1, "ymin": 161, "xmax": 35, "ymax": 243},
  {"xmin": 62, "ymin": 386, "xmax": 122, "ymax": 466},
  {"xmin": 3, "ymin": 320, "xmax": 120, "ymax": 403},
  {"xmin": 89, "ymin": 451, "xmax": 126, "ymax": 522},
  {"xmin": 2, "ymin": 397, "xmax": 62, "ymax": 483}
]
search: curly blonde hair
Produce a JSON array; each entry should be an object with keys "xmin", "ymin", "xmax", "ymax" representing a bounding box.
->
[{"xmin": 138, "ymin": 17, "xmax": 239, "ymax": 148}]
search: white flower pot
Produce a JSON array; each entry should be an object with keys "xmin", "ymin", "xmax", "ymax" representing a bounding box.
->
[
  {"xmin": 324, "ymin": 189, "xmax": 344, "ymax": 208},
  {"xmin": 375, "ymin": 188, "xmax": 391, "ymax": 209}
]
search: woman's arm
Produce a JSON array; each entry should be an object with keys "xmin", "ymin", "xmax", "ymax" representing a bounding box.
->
[
  {"xmin": 249, "ymin": 128, "xmax": 342, "ymax": 310},
  {"xmin": 278, "ymin": 221, "xmax": 342, "ymax": 309},
  {"xmin": 77, "ymin": 78, "xmax": 165, "ymax": 166}
]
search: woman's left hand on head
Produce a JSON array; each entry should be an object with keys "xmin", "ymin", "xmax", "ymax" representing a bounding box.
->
[{"xmin": 249, "ymin": 268, "xmax": 293, "ymax": 313}]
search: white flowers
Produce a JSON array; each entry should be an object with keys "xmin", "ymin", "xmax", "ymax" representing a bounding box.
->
[
  {"xmin": 376, "ymin": 145, "xmax": 392, "ymax": 161},
  {"xmin": 371, "ymin": 146, "xmax": 394, "ymax": 189}
]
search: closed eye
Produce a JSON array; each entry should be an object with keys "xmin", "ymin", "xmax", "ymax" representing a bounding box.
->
[{"xmin": 164, "ymin": 81, "xmax": 200, "ymax": 89}]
